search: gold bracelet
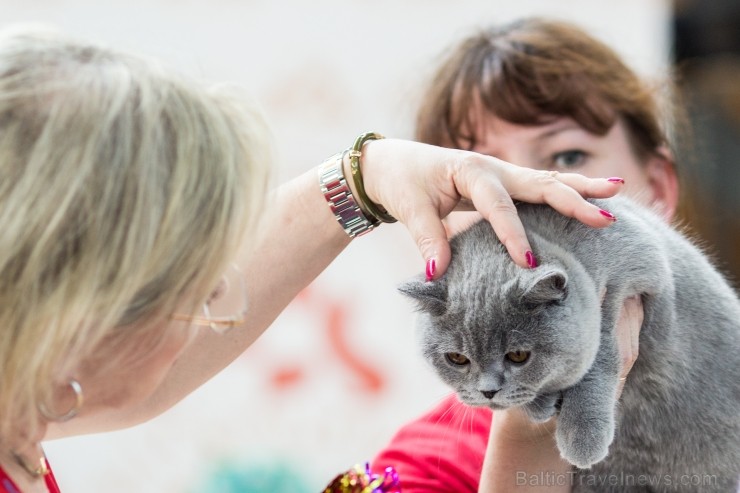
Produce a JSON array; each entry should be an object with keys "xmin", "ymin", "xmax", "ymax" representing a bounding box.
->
[{"xmin": 348, "ymin": 132, "xmax": 397, "ymax": 224}]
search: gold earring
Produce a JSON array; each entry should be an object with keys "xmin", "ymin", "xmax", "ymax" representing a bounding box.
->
[
  {"xmin": 38, "ymin": 379, "xmax": 84, "ymax": 422},
  {"xmin": 11, "ymin": 450, "xmax": 49, "ymax": 479}
]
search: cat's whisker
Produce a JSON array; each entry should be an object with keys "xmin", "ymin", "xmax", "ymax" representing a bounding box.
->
[{"xmin": 437, "ymin": 398, "xmax": 464, "ymax": 423}]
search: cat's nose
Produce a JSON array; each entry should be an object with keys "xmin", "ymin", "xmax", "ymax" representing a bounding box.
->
[{"xmin": 480, "ymin": 389, "xmax": 499, "ymax": 399}]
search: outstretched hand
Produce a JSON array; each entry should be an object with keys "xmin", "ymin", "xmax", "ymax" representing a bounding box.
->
[{"xmin": 360, "ymin": 139, "xmax": 623, "ymax": 278}]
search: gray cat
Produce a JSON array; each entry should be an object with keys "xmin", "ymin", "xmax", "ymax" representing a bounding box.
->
[{"xmin": 400, "ymin": 196, "xmax": 740, "ymax": 492}]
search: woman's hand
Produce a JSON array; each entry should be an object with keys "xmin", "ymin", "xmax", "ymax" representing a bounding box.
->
[
  {"xmin": 478, "ymin": 296, "xmax": 644, "ymax": 492},
  {"xmin": 614, "ymin": 295, "xmax": 643, "ymax": 397},
  {"xmin": 360, "ymin": 139, "xmax": 623, "ymax": 278}
]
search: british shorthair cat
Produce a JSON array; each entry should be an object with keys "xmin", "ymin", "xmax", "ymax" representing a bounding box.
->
[{"xmin": 401, "ymin": 196, "xmax": 739, "ymax": 492}]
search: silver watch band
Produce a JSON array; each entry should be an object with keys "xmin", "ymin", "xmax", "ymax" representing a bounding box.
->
[{"xmin": 318, "ymin": 152, "xmax": 375, "ymax": 238}]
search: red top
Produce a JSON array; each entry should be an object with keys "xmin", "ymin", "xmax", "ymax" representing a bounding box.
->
[
  {"xmin": 371, "ymin": 394, "xmax": 492, "ymax": 493},
  {"xmin": 0, "ymin": 457, "xmax": 61, "ymax": 493}
]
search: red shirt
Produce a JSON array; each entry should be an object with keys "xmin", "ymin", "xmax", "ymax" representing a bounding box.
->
[
  {"xmin": 371, "ymin": 394, "xmax": 492, "ymax": 493},
  {"xmin": 0, "ymin": 457, "xmax": 61, "ymax": 493}
]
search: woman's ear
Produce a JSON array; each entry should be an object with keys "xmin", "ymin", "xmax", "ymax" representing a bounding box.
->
[{"xmin": 645, "ymin": 145, "xmax": 679, "ymax": 223}]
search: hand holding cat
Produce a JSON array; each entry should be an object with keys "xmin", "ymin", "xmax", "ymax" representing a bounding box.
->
[
  {"xmin": 614, "ymin": 295, "xmax": 643, "ymax": 398},
  {"xmin": 597, "ymin": 290, "xmax": 643, "ymax": 398},
  {"xmin": 359, "ymin": 139, "xmax": 624, "ymax": 278}
]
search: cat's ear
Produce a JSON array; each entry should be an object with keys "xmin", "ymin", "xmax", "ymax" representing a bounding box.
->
[
  {"xmin": 398, "ymin": 275, "xmax": 448, "ymax": 316},
  {"xmin": 521, "ymin": 268, "xmax": 568, "ymax": 305}
]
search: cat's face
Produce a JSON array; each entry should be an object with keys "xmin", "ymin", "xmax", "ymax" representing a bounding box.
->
[{"xmin": 400, "ymin": 226, "xmax": 601, "ymax": 410}]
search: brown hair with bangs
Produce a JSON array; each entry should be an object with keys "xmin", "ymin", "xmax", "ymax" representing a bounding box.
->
[{"xmin": 417, "ymin": 18, "xmax": 667, "ymax": 162}]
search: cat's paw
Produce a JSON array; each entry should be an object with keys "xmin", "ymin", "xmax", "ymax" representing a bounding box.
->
[
  {"xmin": 555, "ymin": 408, "xmax": 614, "ymax": 469},
  {"xmin": 523, "ymin": 392, "xmax": 560, "ymax": 423}
]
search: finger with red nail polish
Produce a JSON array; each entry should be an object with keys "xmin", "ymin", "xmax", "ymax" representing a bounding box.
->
[
  {"xmin": 426, "ymin": 258, "xmax": 437, "ymax": 281},
  {"xmin": 599, "ymin": 209, "xmax": 617, "ymax": 221}
]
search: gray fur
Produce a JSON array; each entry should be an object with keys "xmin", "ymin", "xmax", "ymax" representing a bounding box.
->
[{"xmin": 400, "ymin": 196, "xmax": 740, "ymax": 492}]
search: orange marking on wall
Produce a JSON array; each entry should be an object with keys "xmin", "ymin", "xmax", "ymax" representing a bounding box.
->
[
  {"xmin": 270, "ymin": 366, "xmax": 305, "ymax": 389},
  {"xmin": 326, "ymin": 304, "xmax": 385, "ymax": 393}
]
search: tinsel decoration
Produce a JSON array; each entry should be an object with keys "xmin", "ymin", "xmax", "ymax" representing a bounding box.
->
[{"xmin": 323, "ymin": 463, "xmax": 400, "ymax": 493}]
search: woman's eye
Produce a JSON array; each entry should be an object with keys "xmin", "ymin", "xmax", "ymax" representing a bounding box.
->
[
  {"xmin": 551, "ymin": 150, "xmax": 587, "ymax": 169},
  {"xmin": 444, "ymin": 352, "xmax": 470, "ymax": 366},
  {"xmin": 506, "ymin": 350, "xmax": 531, "ymax": 364},
  {"xmin": 206, "ymin": 278, "xmax": 228, "ymax": 305}
]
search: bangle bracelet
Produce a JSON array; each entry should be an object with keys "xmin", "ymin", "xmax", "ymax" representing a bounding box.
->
[
  {"xmin": 348, "ymin": 132, "xmax": 397, "ymax": 224},
  {"xmin": 318, "ymin": 151, "xmax": 376, "ymax": 238}
]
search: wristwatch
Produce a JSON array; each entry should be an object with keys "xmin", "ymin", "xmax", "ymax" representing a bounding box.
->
[{"xmin": 318, "ymin": 151, "xmax": 376, "ymax": 238}]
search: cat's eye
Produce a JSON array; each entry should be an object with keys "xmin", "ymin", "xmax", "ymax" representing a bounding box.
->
[
  {"xmin": 444, "ymin": 352, "xmax": 470, "ymax": 366},
  {"xmin": 506, "ymin": 350, "xmax": 530, "ymax": 364}
]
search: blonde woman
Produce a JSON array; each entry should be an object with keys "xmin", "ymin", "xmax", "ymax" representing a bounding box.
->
[{"xmin": 0, "ymin": 27, "xmax": 623, "ymax": 492}]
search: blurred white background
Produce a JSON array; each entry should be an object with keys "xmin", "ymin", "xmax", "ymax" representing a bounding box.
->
[{"xmin": 1, "ymin": 0, "xmax": 670, "ymax": 491}]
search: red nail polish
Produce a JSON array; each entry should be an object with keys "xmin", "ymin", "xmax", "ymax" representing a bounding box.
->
[
  {"xmin": 425, "ymin": 258, "xmax": 437, "ymax": 281},
  {"xmin": 607, "ymin": 177, "xmax": 625, "ymax": 184},
  {"xmin": 599, "ymin": 209, "xmax": 617, "ymax": 221},
  {"xmin": 525, "ymin": 251, "xmax": 538, "ymax": 269}
]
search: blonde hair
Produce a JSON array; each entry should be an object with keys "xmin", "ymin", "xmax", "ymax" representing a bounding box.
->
[{"xmin": 0, "ymin": 27, "xmax": 270, "ymax": 440}]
